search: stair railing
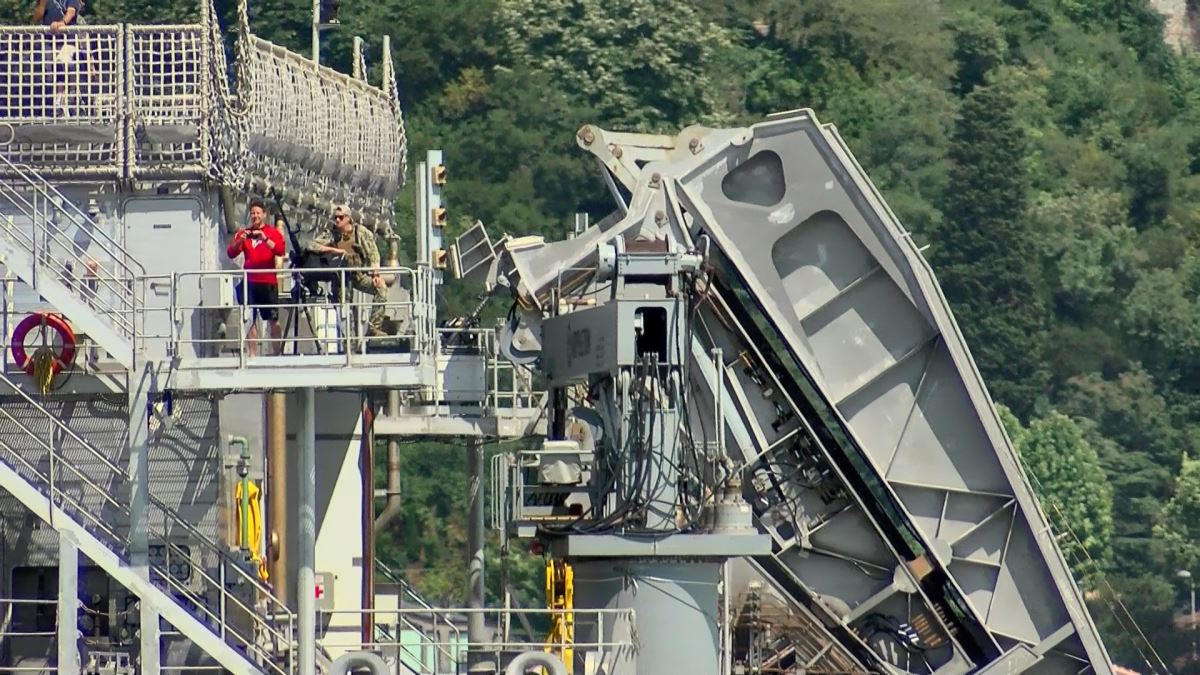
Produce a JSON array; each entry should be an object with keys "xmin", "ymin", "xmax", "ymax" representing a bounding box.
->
[
  {"xmin": 0, "ymin": 152, "xmax": 144, "ymax": 358},
  {"xmin": 0, "ymin": 370, "xmax": 296, "ymax": 675}
]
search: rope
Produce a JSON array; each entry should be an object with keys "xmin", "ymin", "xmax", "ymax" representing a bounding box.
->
[
  {"xmin": 231, "ymin": 20, "xmax": 407, "ymax": 229},
  {"xmin": 30, "ymin": 345, "xmax": 58, "ymax": 396},
  {"xmin": 1017, "ymin": 453, "xmax": 1172, "ymax": 674}
]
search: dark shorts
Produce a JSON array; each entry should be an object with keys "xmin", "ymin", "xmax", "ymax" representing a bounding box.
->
[{"xmin": 236, "ymin": 282, "xmax": 280, "ymax": 322}]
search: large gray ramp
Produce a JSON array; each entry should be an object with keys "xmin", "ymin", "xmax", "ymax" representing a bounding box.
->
[
  {"xmin": 491, "ymin": 112, "xmax": 1112, "ymax": 673},
  {"xmin": 667, "ymin": 112, "xmax": 1110, "ymax": 672}
]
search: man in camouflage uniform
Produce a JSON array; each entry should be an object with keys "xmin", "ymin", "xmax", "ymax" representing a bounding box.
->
[{"xmin": 308, "ymin": 204, "xmax": 389, "ymax": 336}]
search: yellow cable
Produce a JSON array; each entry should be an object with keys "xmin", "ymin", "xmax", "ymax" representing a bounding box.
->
[
  {"xmin": 545, "ymin": 559, "xmax": 575, "ymax": 674},
  {"xmin": 235, "ymin": 480, "xmax": 269, "ymax": 583},
  {"xmin": 30, "ymin": 346, "xmax": 57, "ymax": 396}
]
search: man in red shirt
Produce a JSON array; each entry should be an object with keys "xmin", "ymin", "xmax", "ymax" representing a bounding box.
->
[{"xmin": 227, "ymin": 200, "xmax": 285, "ymax": 356}]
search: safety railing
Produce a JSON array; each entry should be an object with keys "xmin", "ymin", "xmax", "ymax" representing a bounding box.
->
[
  {"xmin": 491, "ymin": 449, "xmax": 596, "ymax": 537},
  {"xmin": 0, "ymin": 24, "xmax": 223, "ymax": 180},
  {"xmin": 479, "ymin": 329, "xmax": 543, "ymax": 414},
  {"xmin": 0, "ymin": 153, "xmax": 144, "ymax": 365},
  {"xmin": 0, "ymin": 26, "xmax": 125, "ymax": 177},
  {"xmin": 0, "ymin": 275, "xmax": 131, "ymax": 379},
  {"xmin": 0, "ymin": 370, "xmax": 297, "ymax": 675},
  {"xmin": 239, "ymin": 34, "xmax": 406, "ymax": 228},
  {"xmin": 0, "ymin": 18, "xmax": 405, "ymax": 207},
  {"xmin": 316, "ymin": 608, "xmax": 635, "ymax": 675},
  {"xmin": 159, "ymin": 265, "xmax": 436, "ymax": 369},
  {"xmin": 373, "ymin": 560, "xmax": 462, "ymax": 669},
  {"xmin": 0, "ymin": 598, "xmax": 60, "ymax": 673},
  {"xmin": 126, "ymin": 25, "xmax": 210, "ymax": 178},
  {"xmin": 436, "ymin": 326, "xmax": 545, "ymax": 408}
]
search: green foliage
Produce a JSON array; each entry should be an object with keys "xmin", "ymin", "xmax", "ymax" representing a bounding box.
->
[
  {"xmin": 1154, "ymin": 454, "xmax": 1200, "ymax": 575},
  {"xmin": 498, "ymin": 0, "xmax": 730, "ymax": 129},
  {"xmin": 0, "ymin": 0, "xmax": 198, "ymax": 23},
  {"xmin": 1027, "ymin": 188, "xmax": 1139, "ymax": 313},
  {"xmin": 951, "ymin": 12, "xmax": 1006, "ymax": 95},
  {"xmin": 1000, "ymin": 405, "xmax": 1114, "ymax": 589},
  {"xmin": 1091, "ymin": 573, "xmax": 1183, "ymax": 668},
  {"xmin": 374, "ymin": 439, "xmax": 543, "ymax": 607},
  {"xmin": 937, "ymin": 84, "xmax": 1048, "ymax": 418}
]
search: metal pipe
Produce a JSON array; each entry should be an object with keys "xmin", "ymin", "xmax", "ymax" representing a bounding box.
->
[
  {"xmin": 1192, "ymin": 579, "xmax": 1197, "ymax": 663},
  {"xmin": 311, "ymin": 0, "xmax": 320, "ymax": 64},
  {"xmin": 352, "ymin": 36, "xmax": 365, "ymax": 80},
  {"xmin": 722, "ymin": 561, "xmax": 731, "ymax": 675},
  {"xmin": 57, "ymin": 531, "xmax": 79, "ymax": 675},
  {"xmin": 298, "ymin": 387, "xmax": 317, "ymax": 675},
  {"xmin": 467, "ymin": 437, "xmax": 486, "ymax": 670},
  {"xmin": 128, "ymin": 369, "xmax": 159, "ymax": 675},
  {"xmin": 373, "ymin": 389, "xmax": 402, "ymax": 530},
  {"xmin": 266, "ymin": 392, "xmax": 288, "ymax": 604},
  {"xmin": 218, "ymin": 185, "xmax": 240, "ymax": 235},
  {"xmin": 360, "ymin": 398, "xmax": 375, "ymax": 646}
]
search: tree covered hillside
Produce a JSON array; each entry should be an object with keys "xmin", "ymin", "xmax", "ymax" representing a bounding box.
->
[{"xmin": 4, "ymin": 0, "xmax": 1200, "ymax": 668}]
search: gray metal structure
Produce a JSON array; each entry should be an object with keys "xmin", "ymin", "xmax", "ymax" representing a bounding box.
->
[
  {"xmin": 0, "ymin": 5, "xmax": 467, "ymax": 675},
  {"xmin": 0, "ymin": 2, "xmax": 1116, "ymax": 671},
  {"xmin": 480, "ymin": 112, "xmax": 1114, "ymax": 674}
]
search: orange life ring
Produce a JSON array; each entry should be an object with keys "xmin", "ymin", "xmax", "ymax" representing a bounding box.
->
[{"xmin": 10, "ymin": 312, "xmax": 76, "ymax": 377}]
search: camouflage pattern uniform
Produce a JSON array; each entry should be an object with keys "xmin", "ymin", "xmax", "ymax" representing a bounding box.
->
[{"xmin": 309, "ymin": 222, "xmax": 388, "ymax": 334}]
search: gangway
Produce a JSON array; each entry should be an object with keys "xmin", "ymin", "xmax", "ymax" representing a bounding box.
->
[
  {"xmin": 478, "ymin": 112, "xmax": 1114, "ymax": 674},
  {"xmin": 0, "ymin": 369, "xmax": 290, "ymax": 675}
]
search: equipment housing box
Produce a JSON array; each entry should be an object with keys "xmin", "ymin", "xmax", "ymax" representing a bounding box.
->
[{"xmin": 540, "ymin": 299, "xmax": 684, "ymax": 385}]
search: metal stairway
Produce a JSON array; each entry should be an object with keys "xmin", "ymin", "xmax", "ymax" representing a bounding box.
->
[
  {"xmin": 373, "ymin": 559, "xmax": 463, "ymax": 672},
  {"xmin": 0, "ymin": 153, "xmax": 142, "ymax": 370},
  {"xmin": 0, "ymin": 370, "xmax": 296, "ymax": 675}
]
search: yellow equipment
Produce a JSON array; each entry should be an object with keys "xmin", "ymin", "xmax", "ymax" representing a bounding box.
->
[
  {"xmin": 30, "ymin": 346, "xmax": 57, "ymax": 396},
  {"xmin": 235, "ymin": 480, "xmax": 269, "ymax": 583},
  {"xmin": 545, "ymin": 558, "xmax": 574, "ymax": 674}
]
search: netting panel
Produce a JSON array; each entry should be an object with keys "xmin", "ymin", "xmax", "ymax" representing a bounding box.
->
[
  {"xmin": 128, "ymin": 26, "xmax": 209, "ymax": 177},
  {"xmin": 0, "ymin": 13, "xmax": 407, "ymax": 209},
  {"xmin": 0, "ymin": 27, "xmax": 124, "ymax": 177},
  {"xmin": 240, "ymin": 36, "xmax": 406, "ymax": 224}
]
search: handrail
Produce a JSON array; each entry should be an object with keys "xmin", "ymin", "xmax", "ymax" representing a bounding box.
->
[
  {"xmin": 317, "ymin": 607, "xmax": 637, "ymax": 675},
  {"xmin": 0, "ymin": 154, "xmax": 146, "ymax": 277},
  {"xmin": 0, "ymin": 370, "xmax": 296, "ymax": 675},
  {"xmin": 0, "ymin": 154, "xmax": 144, "ymax": 355},
  {"xmin": 161, "ymin": 265, "xmax": 436, "ymax": 365},
  {"xmin": 0, "ymin": 182, "xmax": 137, "ymax": 326},
  {"xmin": 374, "ymin": 559, "xmax": 463, "ymax": 667}
]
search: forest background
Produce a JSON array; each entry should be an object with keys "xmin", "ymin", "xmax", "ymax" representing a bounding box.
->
[{"xmin": 2, "ymin": 0, "xmax": 1198, "ymax": 668}]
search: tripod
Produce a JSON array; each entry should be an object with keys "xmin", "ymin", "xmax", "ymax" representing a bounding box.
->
[
  {"xmin": 270, "ymin": 192, "xmax": 328, "ymax": 356},
  {"xmin": 280, "ymin": 265, "xmax": 326, "ymax": 356}
]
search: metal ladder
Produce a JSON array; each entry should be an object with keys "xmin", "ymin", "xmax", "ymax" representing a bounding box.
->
[
  {"xmin": 0, "ymin": 153, "xmax": 144, "ymax": 369},
  {"xmin": 0, "ymin": 370, "xmax": 297, "ymax": 675}
]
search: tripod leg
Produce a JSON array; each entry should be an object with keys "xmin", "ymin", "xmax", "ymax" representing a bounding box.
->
[{"xmin": 299, "ymin": 306, "xmax": 324, "ymax": 356}]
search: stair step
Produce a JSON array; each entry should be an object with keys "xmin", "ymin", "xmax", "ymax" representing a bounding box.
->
[{"xmin": 0, "ymin": 373, "xmax": 273, "ymax": 675}]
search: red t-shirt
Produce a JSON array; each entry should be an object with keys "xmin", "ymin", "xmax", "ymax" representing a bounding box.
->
[{"xmin": 226, "ymin": 226, "xmax": 285, "ymax": 285}]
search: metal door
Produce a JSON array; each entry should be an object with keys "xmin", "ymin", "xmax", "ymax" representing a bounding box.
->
[{"xmin": 123, "ymin": 197, "xmax": 203, "ymax": 360}]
